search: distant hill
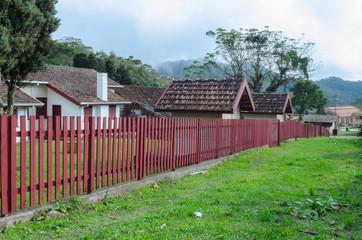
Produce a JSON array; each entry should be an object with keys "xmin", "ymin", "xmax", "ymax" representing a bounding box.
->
[
  {"xmin": 314, "ymin": 77, "xmax": 362, "ymax": 107},
  {"xmin": 155, "ymin": 60, "xmax": 361, "ymax": 107}
]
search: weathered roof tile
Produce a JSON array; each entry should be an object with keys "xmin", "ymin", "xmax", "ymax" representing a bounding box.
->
[
  {"xmin": 247, "ymin": 93, "xmax": 293, "ymax": 114},
  {"xmin": 27, "ymin": 65, "xmax": 126, "ymax": 104},
  {"xmin": 1, "ymin": 81, "xmax": 42, "ymax": 106},
  {"xmin": 155, "ymin": 78, "xmax": 254, "ymax": 113}
]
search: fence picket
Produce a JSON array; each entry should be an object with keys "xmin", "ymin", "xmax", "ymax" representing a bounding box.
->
[
  {"xmin": 38, "ymin": 116, "xmax": 45, "ymax": 204},
  {"xmin": 62, "ymin": 117, "xmax": 68, "ymax": 198},
  {"xmin": 29, "ymin": 116, "xmax": 36, "ymax": 206},
  {"xmin": 70, "ymin": 117, "xmax": 75, "ymax": 195},
  {"xmin": 20, "ymin": 116, "xmax": 26, "ymax": 209}
]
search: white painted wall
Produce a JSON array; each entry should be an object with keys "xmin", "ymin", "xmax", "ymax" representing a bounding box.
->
[
  {"xmin": 21, "ymin": 84, "xmax": 124, "ymax": 130},
  {"xmin": 47, "ymin": 88, "xmax": 80, "ymax": 117},
  {"xmin": 222, "ymin": 104, "xmax": 240, "ymax": 119},
  {"xmin": 22, "ymin": 84, "xmax": 48, "ymax": 98},
  {"xmin": 243, "ymin": 113, "xmax": 286, "ymax": 122}
]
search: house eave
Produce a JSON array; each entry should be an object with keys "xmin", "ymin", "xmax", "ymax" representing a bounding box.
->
[
  {"xmin": 8, "ymin": 103, "xmax": 44, "ymax": 107},
  {"xmin": 79, "ymin": 101, "xmax": 132, "ymax": 106}
]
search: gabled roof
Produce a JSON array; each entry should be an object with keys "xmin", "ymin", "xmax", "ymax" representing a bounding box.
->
[
  {"xmin": 26, "ymin": 65, "xmax": 127, "ymax": 105},
  {"xmin": 1, "ymin": 81, "xmax": 43, "ymax": 107},
  {"xmin": 113, "ymin": 85, "xmax": 165, "ymax": 107},
  {"xmin": 244, "ymin": 93, "xmax": 293, "ymax": 114},
  {"xmin": 325, "ymin": 106, "xmax": 360, "ymax": 118},
  {"xmin": 303, "ymin": 114, "xmax": 338, "ymax": 123},
  {"xmin": 154, "ymin": 78, "xmax": 255, "ymax": 113}
]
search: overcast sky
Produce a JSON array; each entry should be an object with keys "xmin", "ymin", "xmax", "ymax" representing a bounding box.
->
[{"xmin": 53, "ymin": 0, "xmax": 362, "ymax": 81}]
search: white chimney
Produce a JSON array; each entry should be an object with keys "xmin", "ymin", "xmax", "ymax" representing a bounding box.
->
[{"xmin": 97, "ymin": 72, "xmax": 108, "ymax": 101}]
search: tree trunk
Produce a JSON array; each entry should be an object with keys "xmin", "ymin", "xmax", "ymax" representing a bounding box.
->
[
  {"xmin": 0, "ymin": 72, "xmax": 3, "ymax": 115},
  {"xmin": 6, "ymin": 82, "xmax": 15, "ymax": 115}
]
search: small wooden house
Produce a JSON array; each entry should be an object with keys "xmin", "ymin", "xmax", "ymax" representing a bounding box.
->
[
  {"xmin": 242, "ymin": 93, "xmax": 293, "ymax": 122},
  {"xmin": 154, "ymin": 78, "xmax": 255, "ymax": 119},
  {"xmin": 303, "ymin": 114, "xmax": 338, "ymax": 134}
]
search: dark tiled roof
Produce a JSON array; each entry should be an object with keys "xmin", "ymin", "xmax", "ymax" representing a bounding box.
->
[
  {"xmin": 1, "ymin": 81, "xmax": 42, "ymax": 106},
  {"xmin": 155, "ymin": 79, "xmax": 254, "ymax": 113},
  {"xmin": 27, "ymin": 65, "xmax": 126, "ymax": 104},
  {"xmin": 304, "ymin": 114, "xmax": 338, "ymax": 123},
  {"xmin": 113, "ymin": 85, "xmax": 165, "ymax": 107},
  {"xmin": 249, "ymin": 93, "xmax": 292, "ymax": 114}
]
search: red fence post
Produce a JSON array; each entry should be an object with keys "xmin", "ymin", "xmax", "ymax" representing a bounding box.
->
[
  {"xmin": 62, "ymin": 117, "xmax": 68, "ymax": 198},
  {"xmin": 8, "ymin": 115, "xmax": 17, "ymax": 212},
  {"xmin": 0, "ymin": 115, "xmax": 9, "ymax": 215},
  {"xmin": 54, "ymin": 116, "xmax": 61, "ymax": 200},
  {"xmin": 70, "ymin": 116, "xmax": 75, "ymax": 195},
  {"xmin": 196, "ymin": 119, "xmax": 201, "ymax": 163},
  {"xmin": 112, "ymin": 117, "xmax": 117, "ymax": 185},
  {"xmin": 38, "ymin": 116, "xmax": 45, "ymax": 204},
  {"xmin": 76, "ymin": 116, "xmax": 82, "ymax": 193},
  {"xmin": 277, "ymin": 120, "xmax": 281, "ymax": 145},
  {"xmin": 47, "ymin": 116, "xmax": 53, "ymax": 202},
  {"xmin": 29, "ymin": 116, "xmax": 36, "ymax": 206},
  {"xmin": 20, "ymin": 116, "xmax": 27, "ymax": 209},
  {"xmin": 87, "ymin": 117, "xmax": 95, "ymax": 194}
]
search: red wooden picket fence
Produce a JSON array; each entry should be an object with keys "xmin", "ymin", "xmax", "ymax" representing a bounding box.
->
[{"xmin": 0, "ymin": 115, "xmax": 329, "ymax": 216}]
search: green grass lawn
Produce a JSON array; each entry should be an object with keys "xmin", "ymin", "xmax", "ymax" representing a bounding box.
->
[
  {"xmin": 337, "ymin": 131, "xmax": 360, "ymax": 136},
  {"xmin": 2, "ymin": 137, "xmax": 361, "ymax": 239}
]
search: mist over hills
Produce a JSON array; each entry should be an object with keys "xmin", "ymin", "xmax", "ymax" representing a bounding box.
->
[{"xmin": 155, "ymin": 60, "xmax": 362, "ymax": 108}]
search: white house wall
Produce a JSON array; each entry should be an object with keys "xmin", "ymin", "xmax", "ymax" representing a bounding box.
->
[
  {"xmin": 243, "ymin": 113, "xmax": 286, "ymax": 122},
  {"xmin": 47, "ymin": 88, "xmax": 80, "ymax": 117},
  {"xmin": 222, "ymin": 104, "xmax": 240, "ymax": 119},
  {"xmin": 22, "ymin": 85, "xmax": 48, "ymax": 98},
  {"xmin": 21, "ymin": 84, "xmax": 123, "ymax": 130}
]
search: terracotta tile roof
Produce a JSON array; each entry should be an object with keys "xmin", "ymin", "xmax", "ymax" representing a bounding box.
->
[
  {"xmin": 325, "ymin": 106, "xmax": 360, "ymax": 118},
  {"xmin": 1, "ymin": 81, "xmax": 42, "ymax": 107},
  {"xmin": 246, "ymin": 93, "xmax": 293, "ymax": 114},
  {"xmin": 27, "ymin": 65, "xmax": 126, "ymax": 105},
  {"xmin": 155, "ymin": 79, "xmax": 254, "ymax": 113},
  {"xmin": 303, "ymin": 114, "xmax": 338, "ymax": 123},
  {"xmin": 113, "ymin": 85, "xmax": 165, "ymax": 107}
]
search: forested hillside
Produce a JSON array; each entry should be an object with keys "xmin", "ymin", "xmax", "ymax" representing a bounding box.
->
[{"xmin": 315, "ymin": 77, "xmax": 362, "ymax": 107}]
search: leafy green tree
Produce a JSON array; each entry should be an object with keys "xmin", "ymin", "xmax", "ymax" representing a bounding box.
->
[
  {"xmin": 352, "ymin": 98, "xmax": 362, "ymax": 110},
  {"xmin": 291, "ymin": 79, "xmax": 328, "ymax": 121},
  {"xmin": 266, "ymin": 34, "xmax": 314, "ymax": 92},
  {"xmin": 46, "ymin": 37, "xmax": 93, "ymax": 66},
  {"xmin": 73, "ymin": 53, "xmax": 89, "ymax": 69},
  {"xmin": 46, "ymin": 41, "xmax": 76, "ymax": 66},
  {"xmin": 0, "ymin": 0, "xmax": 60, "ymax": 115},
  {"xmin": 244, "ymin": 27, "xmax": 274, "ymax": 92},
  {"xmin": 185, "ymin": 27, "xmax": 315, "ymax": 93}
]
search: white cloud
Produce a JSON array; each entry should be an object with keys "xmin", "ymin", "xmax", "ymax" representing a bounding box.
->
[{"xmin": 56, "ymin": 0, "xmax": 362, "ymax": 79}]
